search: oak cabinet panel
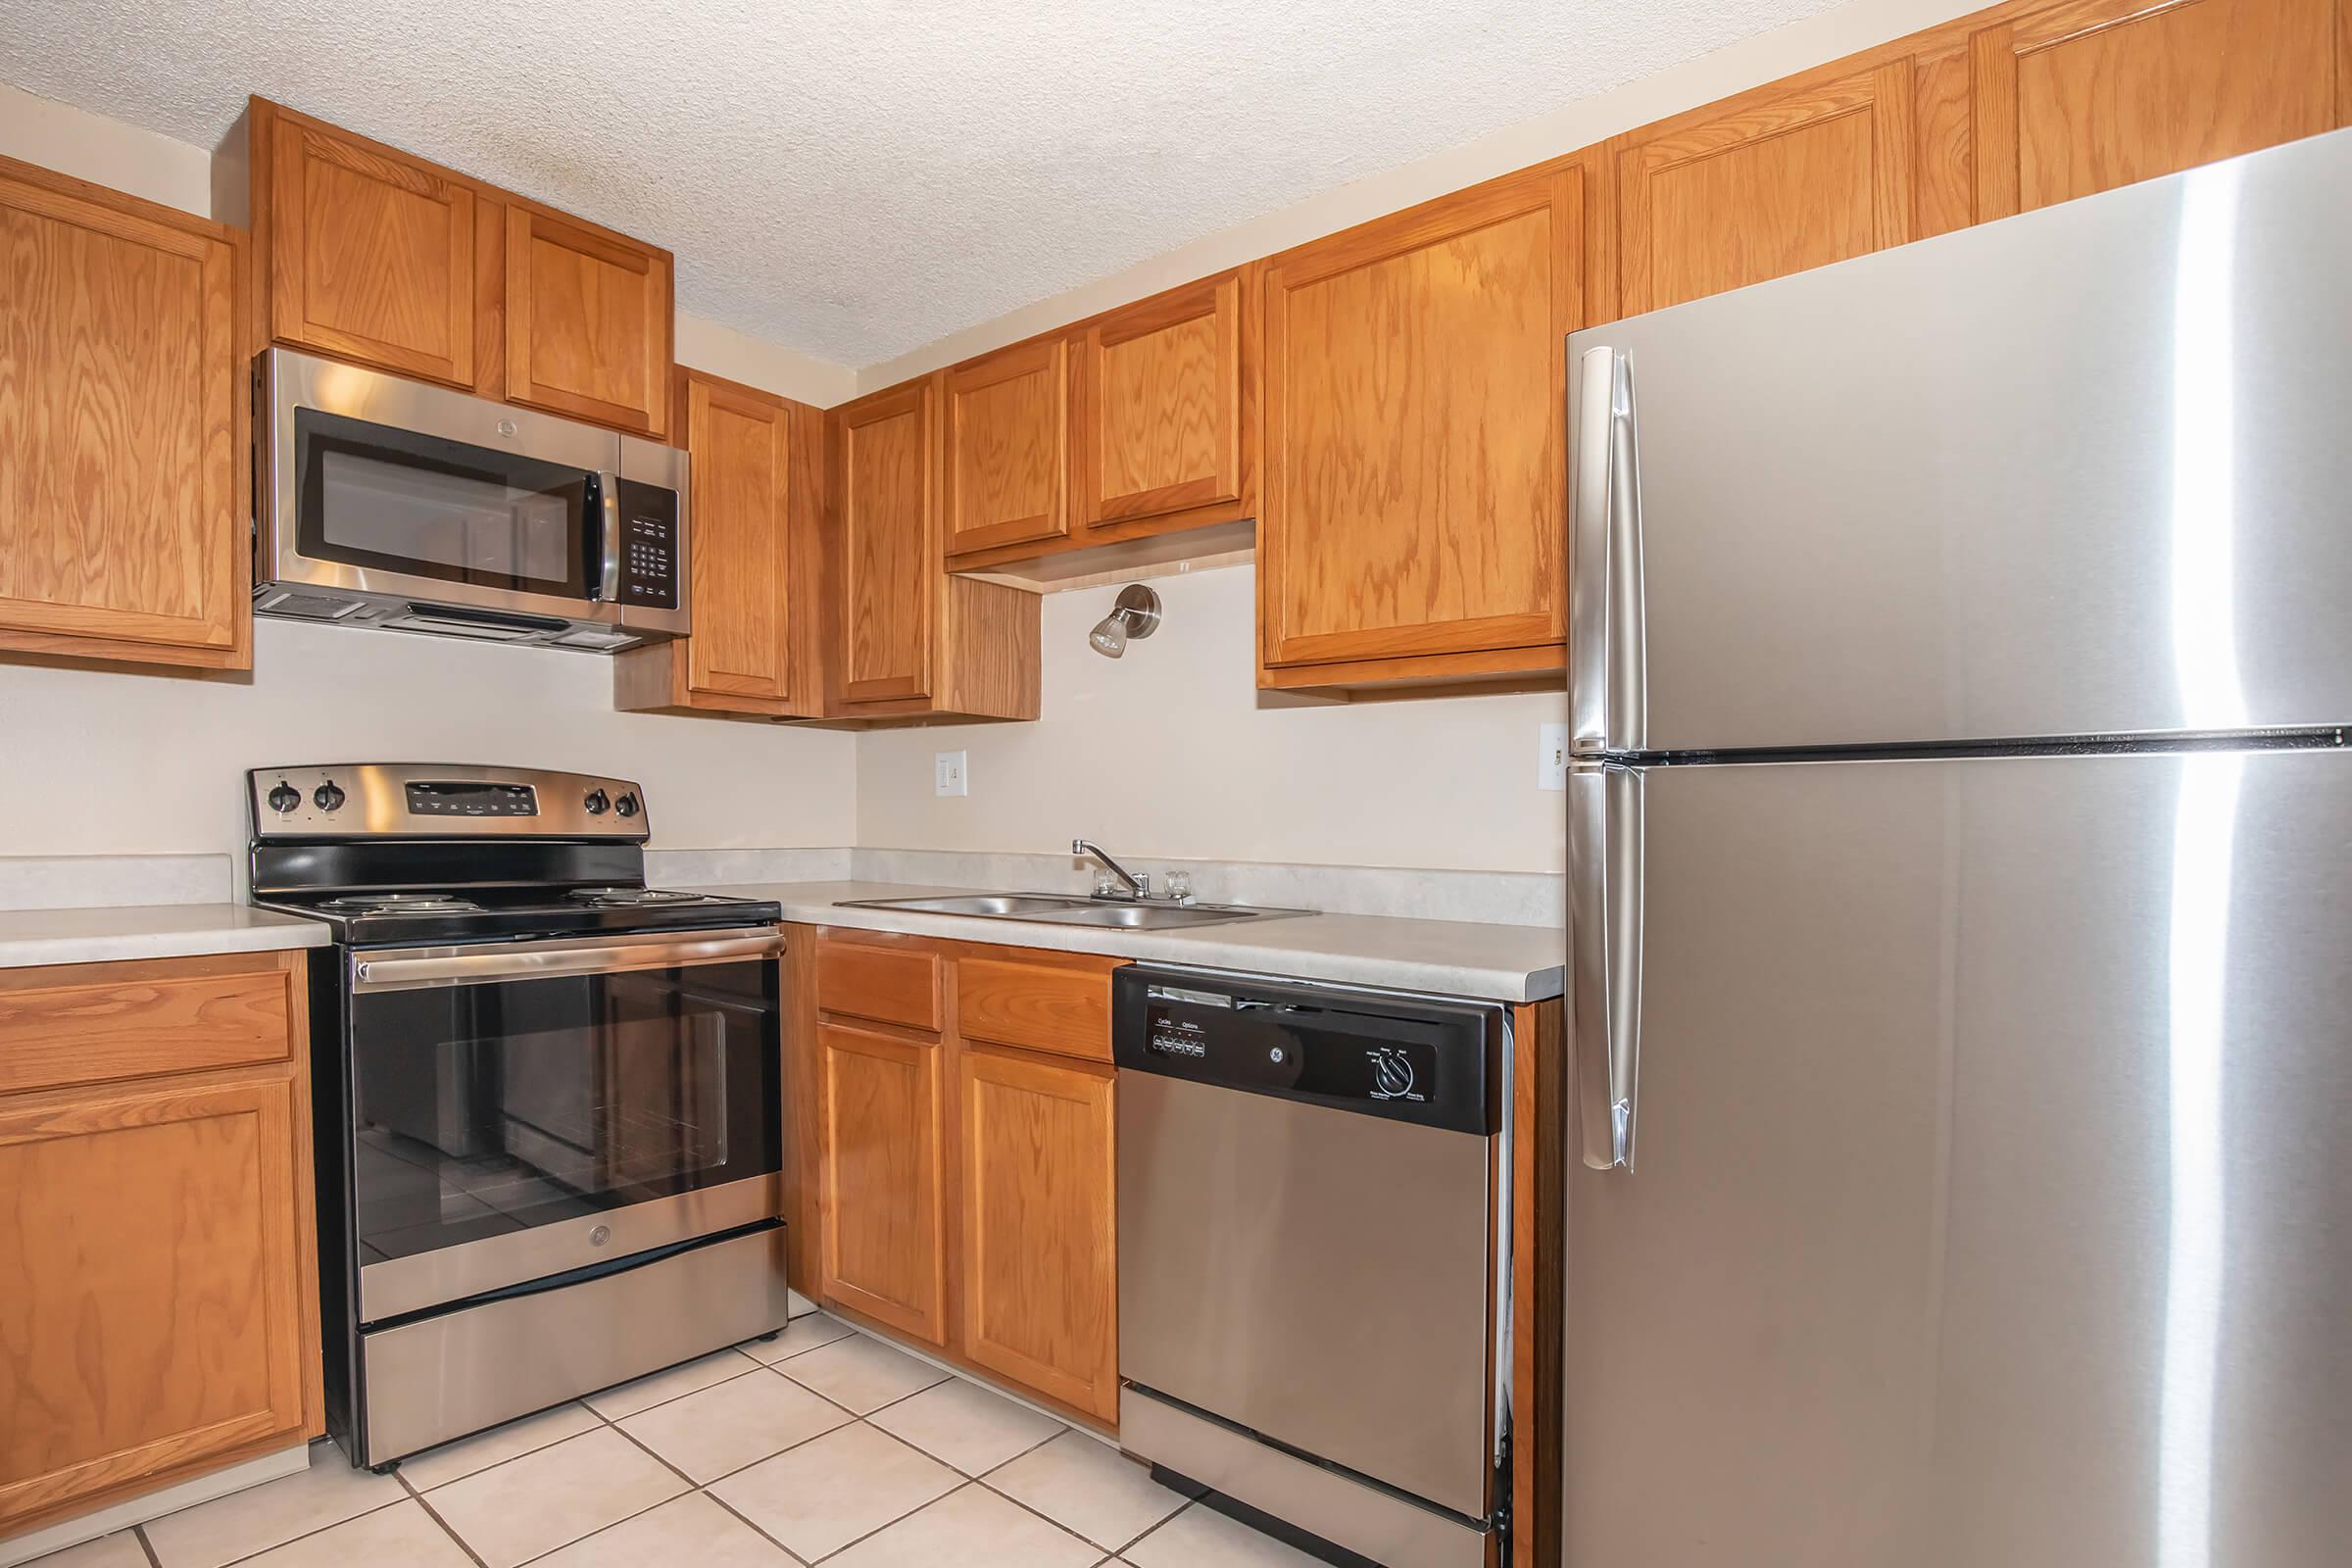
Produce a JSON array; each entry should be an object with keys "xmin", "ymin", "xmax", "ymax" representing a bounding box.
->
[
  {"xmin": 1617, "ymin": 62, "xmax": 1916, "ymax": 316},
  {"xmin": 1071, "ymin": 271, "xmax": 1250, "ymax": 532},
  {"xmin": 956, "ymin": 955, "xmax": 1116, "ymax": 1064},
  {"xmin": 0, "ymin": 954, "xmax": 293, "ymax": 1098},
  {"xmin": 816, "ymin": 938, "xmax": 944, "ymax": 1033},
  {"xmin": 1973, "ymin": 0, "xmax": 2345, "ymax": 219},
  {"xmin": 943, "ymin": 337, "xmax": 1068, "ymax": 554},
  {"xmin": 506, "ymin": 207, "xmax": 673, "ymax": 438},
  {"xmin": 818, "ymin": 1020, "xmax": 949, "ymax": 1346},
  {"xmin": 0, "ymin": 158, "xmax": 249, "ymax": 670},
  {"xmin": 1259, "ymin": 172, "xmax": 1576, "ymax": 677},
  {"xmin": 957, "ymin": 1047, "xmax": 1119, "ymax": 1422},
  {"xmin": 836, "ymin": 380, "xmax": 938, "ymax": 704}
]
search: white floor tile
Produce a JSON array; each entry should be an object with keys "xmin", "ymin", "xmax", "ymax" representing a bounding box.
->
[
  {"xmin": 984, "ymin": 1431, "xmax": 1186, "ymax": 1552},
  {"xmin": 827, "ymin": 1483, "xmax": 1101, "ymax": 1568},
  {"xmin": 773, "ymin": 1333, "xmax": 948, "ymax": 1415},
  {"xmin": 581, "ymin": 1348, "xmax": 764, "ymax": 1419},
  {"xmin": 1124, "ymin": 1503, "xmax": 1327, "ymax": 1568},
  {"xmin": 233, "ymin": 1500, "xmax": 472, "ymax": 1568},
  {"xmin": 394, "ymin": 1400, "xmax": 602, "ymax": 1491},
  {"xmin": 867, "ymin": 1375, "xmax": 1063, "ymax": 1476},
  {"xmin": 529, "ymin": 1493, "xmax": 804, "ymax": 1568},
  {"xmin": 738, "ymin": 1311, "xmax": 856, "ymax": 1365},
  {"xmin": 15, "ymin": 1531, "xmax": 148, "ymax": 1568},
  {"xmin": 786, "ymin": 1289, "xmax": 817, "ymax": 1319},
  {"xmin": 707, "ymin": 1422, "xmax": 957, "ymax": 1561},
  {"xmin": 618, "ymin": 1366, "xmax": 853, "ymax": 1484},
  {"xmin": 421, "ymin": 1427, "xmax": 687, "ymax": 1568},
  {"xmin": 143, "ymin": 1446, "xmax": 405, "ymax": 1568}
]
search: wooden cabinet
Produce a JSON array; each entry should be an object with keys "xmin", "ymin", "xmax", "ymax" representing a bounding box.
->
[
  {"xmin": 1071, "ymin": 270, "xmax": 1253, "ymax": 537},
  {"xmin": 827, "ymin": 379, "xmax": 1041, "ymax": 721},
  {"xmin": 797, "ymin": 930, "xmax": 1121, "ymax": 1426},
  {"xmin": 1258, "ymin": 170, "xmax": 1581, "ymax": 690},
  {"xmin": 957, "ymin": 1046, "xmax": 1118, "ymax": 1421},
  {"xmin": 0, "ymin": 157, "xmax": 250, "ymax": 672},
  {"xmin": 615, "ymin": 370, "xmax": 823, "ymax": 718},
  {"xmin": 223, "ymin": 97, "xmax": 671, "ymax": 436},
  {"xmin": 1615, "ymin": 63, "xmax": 1916, "ymax": 316},
  {"xmin": 942, "ymin": 336, "xmax": 1069, "ymax": 554},
  {"xmin": 0, "ymin": 953, "xmax": 318, "ymax": 1538},
  {"xmin": 1971, "ymin": 0, "xmax": 2347, "ymax": 219}
]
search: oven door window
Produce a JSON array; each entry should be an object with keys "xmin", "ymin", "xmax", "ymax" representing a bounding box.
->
[
  {"xmin": 295, "ymin": 407, "xmax": 597, "ymax": 597},
  {"xmin": 346, "ymin": 956, "xmax": 778, "ymax": 1271}
]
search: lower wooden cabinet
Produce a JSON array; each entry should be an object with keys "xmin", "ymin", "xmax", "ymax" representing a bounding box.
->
[
  {"xmin": 0, "ymin": 952, "xmax": 318, "ymax": 1538},
  {"xmin": 797, "ymin": 929, "xmax": 1121, "ymax": 1426}
]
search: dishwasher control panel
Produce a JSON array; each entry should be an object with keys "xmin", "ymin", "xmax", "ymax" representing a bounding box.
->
[{"xmin": 1114, "ymin": 968, "xmax": 1498, "ymax": 1135}]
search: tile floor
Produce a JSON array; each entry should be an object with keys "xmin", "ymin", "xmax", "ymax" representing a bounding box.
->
[{"xmin": 25, "ymin": 1315, "xmax": 1324, "ymax": 1568}]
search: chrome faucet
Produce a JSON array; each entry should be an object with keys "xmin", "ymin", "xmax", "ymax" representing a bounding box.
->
[{"xmin": 1071, "ymin": 839, "xmax": 1150, "ymax": 900}]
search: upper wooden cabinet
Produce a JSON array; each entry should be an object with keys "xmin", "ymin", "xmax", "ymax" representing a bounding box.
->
[
  {"xmin": 942, "ymin": 335, "xmax": 1069, "ymax": 554},
  {"xmin": 615, "ymin": 370, "xmax": 823, "ymax": 718},
  {"xmin": 0, "ymin": 157, "xmax": 250, "ymax": 672},
  {"xmin": 1616, "ymin": 62, "xmax": 1917, "ymax": 316},
  {"xmin": 1971, "ymin": 0, "xmax": 2347, "ymax": 219},
  {"xmin": 222, "ymin": 98, "xmax": 671, "ymax": 437},
  {"xmin": 828, "ymin": 378, "xmax": 1041, "ymax": 722},
  {"xmin": 1258, "ymin": 170, "xmax": 1581, "ymax": 689},
  {"xmin": 1070, "ymin": 270, "xmax": 1253, "ymax": 534}
]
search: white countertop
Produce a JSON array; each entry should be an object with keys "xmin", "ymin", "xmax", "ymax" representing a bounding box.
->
[
  {"xmin": 705, "ymin": 880, "xmax": 1566, "ymax": 1003},
  {"xmin": 0, "ymin": 905, "xmax": 333, "ymax": 970}
]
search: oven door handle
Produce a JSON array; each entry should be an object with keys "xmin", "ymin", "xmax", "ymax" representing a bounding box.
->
[{"xmin": 353, "ymin": 930, "xmax": 784, "ymax": 993}]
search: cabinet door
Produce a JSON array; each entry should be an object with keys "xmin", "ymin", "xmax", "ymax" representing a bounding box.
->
[
  {"xmin": 818, "ymin": 1021, "xmax": 948, "ymax": 1345},
  {"xmin": 957, "ymin": 1046, "xmax": 1118, "ymax": 1421},
  {"xmin": 682, "ymin": 372, "xmax": 794, "ymax": 706},
  {"xmin": 1260, "ymin": 172, "xmax": 1575, "ymax": 670},
  {"xmin": 0, "ymin": 161, "xmax": 249, "ymax": 670},
  {"xmin": 942, "ymin": 337, "xmax": 1068, "ymax": 555},
  {"xmin": 0, "ymin": 1076, "xmax": 310, "ymax": 1530},
  {"xmin": 1071, "ymin": 271, "xmax": 1248, "ymax": 532},
  {"xmin": 834, "ymin": 380, "xmax": 938, "ymax": 703},
  {"xmin": 506, "ymin": 207, "xmax": 673, "ymax": 437},
  {"xmin": 1617, "ymin": 61, "xmax": 1916, "ymax": 317},
  {"xmin": 1972, "ymin": 0, "xmax": 2346, "ymax": 220},
  {"xmin": 265, "ymin": 114, "xmax": 479, "ymax": 389}
]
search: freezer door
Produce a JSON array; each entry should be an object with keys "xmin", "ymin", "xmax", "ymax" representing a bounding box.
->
[
  {"xmin": 1567, "ymin": 127, "xmax": 2352, "ymax": 755},
  {"xmin": 1563, "ymin": 749, "xmax": 2352, "ymax": 1566}
]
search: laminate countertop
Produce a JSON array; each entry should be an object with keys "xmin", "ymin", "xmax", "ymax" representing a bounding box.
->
[
  {"xmin": 0, "ymin": 905, "xmax": 333, "ymax": 969},
  {"xmin": 703, "ymin": 880, "xmax": 1566, "ymax": 1004}
]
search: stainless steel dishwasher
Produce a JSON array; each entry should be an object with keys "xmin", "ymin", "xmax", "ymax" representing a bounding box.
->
[{"xmin": 1113, "ymin": 966, "xmax": 1511, "ymax": 1568}]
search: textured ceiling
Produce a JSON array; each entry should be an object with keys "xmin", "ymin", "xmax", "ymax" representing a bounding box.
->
[{"xmin": 0, "ymin": 0, "xmax": 1843, "ymax": 368}]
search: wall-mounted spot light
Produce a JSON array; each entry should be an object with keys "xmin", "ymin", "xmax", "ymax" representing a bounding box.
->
[{"xmin": 1088, "ymin": 584, "xmax": 1162, "ymax": 659}]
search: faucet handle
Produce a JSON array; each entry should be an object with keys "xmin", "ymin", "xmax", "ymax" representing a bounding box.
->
[{"xmin": 1164, "ymin": 870, "xmax": 1194, "ymax": 903}]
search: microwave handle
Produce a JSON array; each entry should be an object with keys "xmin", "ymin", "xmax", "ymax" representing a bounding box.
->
[{"xmin": 596, "ymin": 471, "xmax": 622, "ymax": 604}]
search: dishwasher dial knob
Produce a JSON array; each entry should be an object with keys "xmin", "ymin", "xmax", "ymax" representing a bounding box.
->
[
  {"xmin": 266, "ymin": 781, "xmax": 301, "ymax": 813},
  {"xmin": 1372, "ymin": 1049, "xmax": 1416, "ymax": 1101},
  {"xmin": 313, "ymin": 781, "xmax": 346, "ymax": 812}
]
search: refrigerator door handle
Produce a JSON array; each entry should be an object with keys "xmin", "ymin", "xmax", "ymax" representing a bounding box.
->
[
  {"xmin": 1569, "ymin": 345, "xmax": 1647, "ymax": 757},
  {"xmin": 1570, "ymin": 762, "xmax": 1644, "ymax": 1171}
]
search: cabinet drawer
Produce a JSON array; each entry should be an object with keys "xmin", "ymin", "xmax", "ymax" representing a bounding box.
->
[
  {"xmin": 0, "ymin": 955, "xmax": 295, "ymax": 1098},
  {"xmin": 956, "ymin": 955, "xmax": 1117, "ymax": 1062},
  {"xmin": 815, "ymin": 937, "xmax": 943, "ymax": 1032}
]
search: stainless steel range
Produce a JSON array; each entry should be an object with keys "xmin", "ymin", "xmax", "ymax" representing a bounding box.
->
[{"xmin": 248, "ymin": 763, "xmax": 790, "ymax": 1468}]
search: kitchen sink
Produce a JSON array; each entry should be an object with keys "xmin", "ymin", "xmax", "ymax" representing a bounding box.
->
[{"xmin": 835, "ymin": 892, "xmax": 1311, "ymax": 930}]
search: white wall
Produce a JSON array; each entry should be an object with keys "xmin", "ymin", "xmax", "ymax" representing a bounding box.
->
[
  {"xmin": 0, "ymin": 82, "xmax": 858, "ymax": 865},
  {"xmin": 857, "ymin": 566, "xmax": 1569, "ymax": 874}
]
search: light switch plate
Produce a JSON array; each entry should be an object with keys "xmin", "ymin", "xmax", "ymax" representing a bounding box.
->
[
  {"xmin": 1538, "ymin": 723, "xmax": 1568, "ymax": 791},
  {"xmin": 934, "ymin": 751, "xmax": 968, "ymax": 798}
]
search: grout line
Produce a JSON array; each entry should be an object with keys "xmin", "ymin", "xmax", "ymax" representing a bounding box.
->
[
  {"xmin": 602, "ymin": 1423, "xmax": 702, "ymax": 1495},
  {"xmin": 203, "ymin": 1494, "xmax": 412, "ymax": 1568},
  {"xmin": 400, "ymin": 1402, "xmax": 603, "ymax": 1493},
  {"xmin": 132, "ymin": 1526, "xmax": 163, "ymax": 1568},
  {"xmin": 1113, "ymin": 1499, "xmax": 1195, "ymax": 1557},
  {"xmin": 697, "ymin": 1488, "xmax": 813, "ymax": 1566},
  {"xmin": 396, "ymin": 1474, "xmax": 491, "ymax": 1568},
  {"xmin": 800, "ymin": 1475, "xmax": 974, "ymax": 1564}
]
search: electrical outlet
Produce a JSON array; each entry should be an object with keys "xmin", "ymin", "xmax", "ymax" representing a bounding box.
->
[
  {"xmin": 934, "ymin": 751, "xmax": 968, "ymax": 798},
  {"xmin": 1538, "ymin": 722, "xmax": 1569, "ymax": 791}
]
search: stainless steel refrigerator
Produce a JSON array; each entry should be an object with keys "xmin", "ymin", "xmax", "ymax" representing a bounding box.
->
[{"xmin": 1561, "ymin": 127, "xmax": 2352, "ymax": 1566}]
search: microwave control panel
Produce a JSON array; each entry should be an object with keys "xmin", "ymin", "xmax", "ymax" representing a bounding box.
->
[{"xmin": 612, "ymin": 478, "xmax": 680, "ymax": 611}]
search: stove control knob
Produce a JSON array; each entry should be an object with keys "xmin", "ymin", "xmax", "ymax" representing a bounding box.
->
[
  {"xmin": 266, "ymin": 781, "xmax": 301, "ymax": 814},
  {"xmin": 614, "ymin": 793, "xmax": 640, "ymax": 818},
  {"xmin": 313, "ymin": 781, "xmax": 346, "ymax": 812},
  {"xmin": 583, "ymin": 790, "xmax": 610, "ymax": 815}
]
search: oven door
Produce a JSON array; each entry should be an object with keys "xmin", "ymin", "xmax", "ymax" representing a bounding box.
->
[{"xmin": 343, "ymin": 926, "xmax": 783, "ymax": 1323}]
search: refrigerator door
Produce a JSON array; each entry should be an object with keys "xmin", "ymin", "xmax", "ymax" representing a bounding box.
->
[
  {"xmin": 1568, "ymin": 127, "xmax": 2352, "ymax": 756},
  {"xmin": 1562, "ymin": 748, "xmax": 2352, "ymax": 1566}
]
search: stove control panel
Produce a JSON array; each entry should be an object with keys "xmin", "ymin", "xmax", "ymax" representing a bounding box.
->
[{"xmin": 248, "ymin": 764, "xmax": 651, "ymax": 840}]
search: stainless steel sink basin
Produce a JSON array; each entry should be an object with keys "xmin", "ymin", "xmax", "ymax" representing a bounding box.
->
[{"xmin": 835, "ymin": 892, "xmax": 1311, "ymax": 931}]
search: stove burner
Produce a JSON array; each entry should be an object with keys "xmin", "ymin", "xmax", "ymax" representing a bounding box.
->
[
  {"xmin": 318, "ymin": 892, "xmax": 484, "ymax": 914},
  {"xmin": 566, "ymin": 887, "xmax": 714, "ymax": 906}
]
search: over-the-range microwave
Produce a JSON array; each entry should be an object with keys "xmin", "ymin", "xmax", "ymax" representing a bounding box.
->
[{"xmin": 254, "ymin": 347, "xmax": 689, "ymax": 651}]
